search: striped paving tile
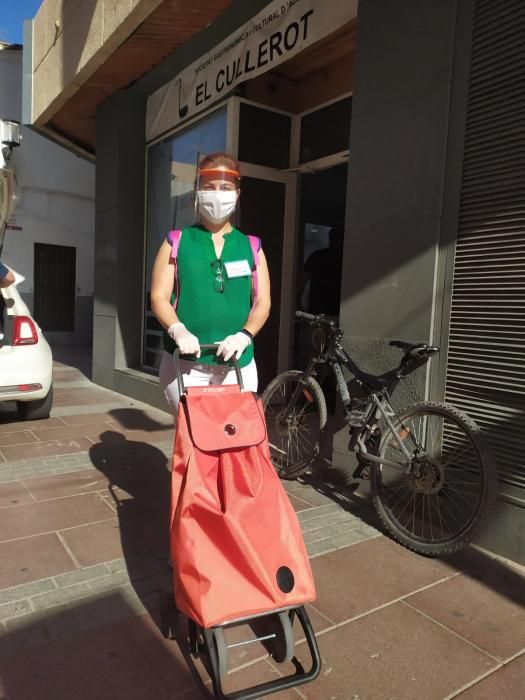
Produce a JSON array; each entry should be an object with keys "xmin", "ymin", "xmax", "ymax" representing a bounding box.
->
[
  {"xmin": 0, "ymin": 442, "xmax": 174, "ymax": 483},
  {"xmin": 0, "ymin": 488, "xmax": 380, "ymax": 644}
]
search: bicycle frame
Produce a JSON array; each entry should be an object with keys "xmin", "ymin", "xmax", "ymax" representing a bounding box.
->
[
  {"xmin": 355, "ymin": 395, "xmax": 414, "ymax": 471},
  {"xmin": 285, "ymin": 334, "xmax": 416, "ymax": 474}
]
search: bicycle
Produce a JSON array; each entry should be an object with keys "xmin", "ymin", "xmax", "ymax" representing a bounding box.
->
[{"xmin": 262, "ymin": 311, "xmax": 497, "ymax": 556}]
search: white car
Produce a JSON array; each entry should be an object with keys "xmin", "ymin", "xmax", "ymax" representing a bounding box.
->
[{"xmin": 0, "ymin": 268, "xmax": 53, "ymax": 420}]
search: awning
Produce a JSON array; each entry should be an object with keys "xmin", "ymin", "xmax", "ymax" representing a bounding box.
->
[
  {"xmin": 146, "ymin": 0, "xmax": 358, "ymax": 143},
  {"xmin": 26, "ymin": 0, "xmax": 233, "ymax": 156}
]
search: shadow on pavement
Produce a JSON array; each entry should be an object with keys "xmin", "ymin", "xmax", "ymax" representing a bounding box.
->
[
  {"xmin": 51, "ymin": 346, "xmax": 93, "ymax": 381},
  {"xmin": 299, "ymin": 471, "xmax": 525, "ymax": 610},
  {"xmin": 88, "ymin": 431, "xmax": 172, "ymax": 611},
  {"xmin": 110, "ymin": 407, "xmax": 172, "ymax": 432},
  {"xmin": 0, "ymin": 590, "xmax": 208, "ymax": 700}
]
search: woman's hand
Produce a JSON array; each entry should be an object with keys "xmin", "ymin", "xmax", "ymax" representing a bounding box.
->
[
  {"xmin": 168, "ymin": 323, "xmax": 201, "ymax": 357},
  {"xmin": 216, "ymin": 332, "xmax": 251, "ymax": 362}
]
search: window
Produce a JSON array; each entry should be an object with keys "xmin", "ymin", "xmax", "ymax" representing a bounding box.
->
[
  {"xmin": 143, "ymin": 108, "xmax": 227, "ymax": 371},
  {"xmin": 299, "ymin": 97, "xmax": 352, "ymax": 164},
  {"xmin": 238, "ymin": 103, "xmax": 291, "ymax": 169}
]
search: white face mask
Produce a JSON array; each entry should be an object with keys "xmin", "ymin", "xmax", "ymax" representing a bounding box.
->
[{"xmin": 196, "ymin": 190, "xmax": 237, "ymax": 224}]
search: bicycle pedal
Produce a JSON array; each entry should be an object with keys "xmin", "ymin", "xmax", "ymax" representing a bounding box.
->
[{"xmin": 347, "ymin": 410, "xmax": 366, "ymax": 428}]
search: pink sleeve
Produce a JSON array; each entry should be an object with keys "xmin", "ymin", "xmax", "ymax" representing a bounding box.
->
[
  {"xmin": 247, "ymin": 235, "xmax": 261, "ymax": 305},
  {"xmin": 168, "ymin": 229, "xmax": 182, "ymax": 309}
]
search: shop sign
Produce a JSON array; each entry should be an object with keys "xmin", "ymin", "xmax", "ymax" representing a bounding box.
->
[
  {"xmin": 146, "ymin": 0, "xmax": 357, "ymax": 142},
  {"xmin": 6, "ymin": 215, "xmax": 22, "ymax": 231}
]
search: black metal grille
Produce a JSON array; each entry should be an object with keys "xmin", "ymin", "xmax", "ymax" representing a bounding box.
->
[
  {"xmin": 444, "ymin": 0, "xmax": 525, "ymax": 491},
  {"xmin": 34, "ymin": 243, "xmax": 76, "ymax": 332}
]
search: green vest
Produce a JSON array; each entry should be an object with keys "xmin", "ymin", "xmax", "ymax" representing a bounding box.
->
[{"xmin": 162, "ymin": 225, "xmax": 255, "ymax": 368}]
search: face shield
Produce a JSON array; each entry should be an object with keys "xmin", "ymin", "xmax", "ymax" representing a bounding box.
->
[
  {"xmin": 196, "ymin": 166, "xmax": 240, "ymax": 193},
  {"xmin": 195, "ymin": 166, "xmax": 240, "ymax": 225}
]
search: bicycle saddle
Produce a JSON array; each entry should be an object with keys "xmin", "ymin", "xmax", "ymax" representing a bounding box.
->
[{"xmin": 390, "ymin": 339, "xmax": 429, "ymax": 353}]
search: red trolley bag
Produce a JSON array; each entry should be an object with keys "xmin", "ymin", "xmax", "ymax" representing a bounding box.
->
[{"xmin": 162, "ymin": 347, "xmax": 321, "ymax": 700}]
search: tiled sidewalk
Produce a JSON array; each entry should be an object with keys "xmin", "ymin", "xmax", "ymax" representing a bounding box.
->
[{"xmin": 0, "ymin": 352, "xmax": 523, "ymax": 699}]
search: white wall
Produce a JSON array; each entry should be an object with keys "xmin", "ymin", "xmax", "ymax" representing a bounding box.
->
[{"xmin": 0, "ymin": 45, "xmax": 95, "ymax": 301}]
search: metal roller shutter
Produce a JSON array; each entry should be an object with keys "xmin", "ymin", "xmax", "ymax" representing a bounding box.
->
[{"xmin": 444, "ymin": 0, "xmax": 525, "ymax": 492}]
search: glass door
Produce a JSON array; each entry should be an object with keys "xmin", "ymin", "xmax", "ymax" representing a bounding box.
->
[
  {"xmin": 143, "ymin": 107, "xmax": 227, "ymax": 371},
  {"xmin": 238, "ymin": 163, "xmax": 297, "ymax": 391}
]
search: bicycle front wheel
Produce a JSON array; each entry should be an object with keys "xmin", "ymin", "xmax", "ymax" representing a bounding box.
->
[
  {"xmin": 370, "ymin": 401, "xmax": 497, "ymax": 556},
  {"xmin": 262, "ymin": 370, "xmax": 327, "ymax": 479}
]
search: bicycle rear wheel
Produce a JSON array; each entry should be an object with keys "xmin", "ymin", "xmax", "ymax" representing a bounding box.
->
[
  {"xmin": 370, "ymin": 401, "xmax": 497, "ymax": 556},
  {"xmin": 262, "ymin": 370, "xmax": 327, "ymax": 479}
]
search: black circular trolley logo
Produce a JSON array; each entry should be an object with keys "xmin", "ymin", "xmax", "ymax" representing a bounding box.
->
[{"xmin": 276, "ymin": 566, "xmax": 295, "ymax": 593}]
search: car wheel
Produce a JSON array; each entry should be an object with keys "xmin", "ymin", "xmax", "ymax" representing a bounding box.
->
[{"xmin": 17, "ymin": 386, "xmax": 53, "ymax": 421}]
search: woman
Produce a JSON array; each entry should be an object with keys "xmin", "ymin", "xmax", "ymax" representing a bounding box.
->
[{"xmin": 151, "ymin": 152, "xmax": 271, "ymax": 417}]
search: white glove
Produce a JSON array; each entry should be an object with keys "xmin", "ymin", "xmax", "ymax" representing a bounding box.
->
[
  {"xmin": 168, "ymin": 322, "xmax": 200, "ymax": 357},
  {"xmin": 216, "ymin": 331, "xmax": 251, "ymax": 362}
]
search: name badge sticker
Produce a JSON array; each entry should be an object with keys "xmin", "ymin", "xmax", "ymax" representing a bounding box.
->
[{"xmin": 224, "ymin": 259, "xmax": 252, "ymax": 278}]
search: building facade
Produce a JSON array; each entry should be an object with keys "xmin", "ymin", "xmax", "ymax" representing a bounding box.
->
[
  {"xmin": 24, "ymin": 0, "xmax": 525, "ymax": 563},
  {"xmin": 0, "ymin": 42, "xmax": 95, "ymax": 347}
]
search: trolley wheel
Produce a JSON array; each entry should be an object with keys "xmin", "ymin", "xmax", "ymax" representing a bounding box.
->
[
  {"xmin": 271, "ymin": 611, "xmax": 295, "ymax": 663},
  {"xmin": 188, "ymin": 620, "xmax": 203, "ymax": 659},
  {"xmin": 212, "ymin": 627, "xmax": 229, "ymax": 679},
  {"xmin": 160, "ymin": 592, "xmax": 177, "ymax": 640}
]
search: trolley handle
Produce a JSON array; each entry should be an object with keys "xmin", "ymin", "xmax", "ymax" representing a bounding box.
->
[{"xmin": 173, "ymin": 344, "xmax": 244, "ymax": 395}]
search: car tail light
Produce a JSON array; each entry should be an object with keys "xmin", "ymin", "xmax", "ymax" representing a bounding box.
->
[{"xmin": 13, "ymin": 316, "xmax": 38, "ymax": 346}]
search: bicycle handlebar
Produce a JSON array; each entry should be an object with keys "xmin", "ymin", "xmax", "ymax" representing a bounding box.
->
[
  {"xmin": 295, "ymin": 310, "xmax": 340, "ymax": 330},
  {"xmin": 295, "ymin": 311, "xmax": 317, "ymax": 321},
  {"xmin": 295, "ymin": 310, "xmax": 317, "ymax": 321}
]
